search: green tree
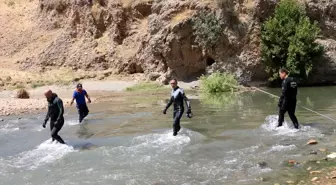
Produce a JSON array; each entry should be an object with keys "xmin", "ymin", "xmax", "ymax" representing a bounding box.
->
[
  {"xmin": 192, "ymin": 11, "xmax": 223, "ymax": 48},
  {"xmin": 261, "ymin": 0, "xmax": 323, "ymax": 81}
]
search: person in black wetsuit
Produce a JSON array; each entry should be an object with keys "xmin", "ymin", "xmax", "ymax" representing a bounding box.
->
[
  {"xmin": 163, "ymin": 79, "xmax": 192, "ymax": 136},
  {"xmin": 277, "ymin": 68, "xmax": 299, "ymax": 129},
  {"xmin": 43, "ymin": 90, "xmax": 66, "ymax": 144}
]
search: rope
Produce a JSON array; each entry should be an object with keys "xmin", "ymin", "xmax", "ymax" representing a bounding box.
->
[{"xmin": 252, "ymin": 86, "xmax": 336, "ymax": 123}]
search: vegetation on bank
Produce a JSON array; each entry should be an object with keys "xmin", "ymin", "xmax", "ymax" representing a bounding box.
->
[
  {"xmin": 199, "ymin": 72, "xmax": 239, "ymax": 94},
  {"xmin": 261, "ymin": 0, "xmax": 323, "ymax": 81},
  {"xmin": 126, "ymin": 82, "xmax": 166, "ymax": 92},
  {"xmin": 191, "ymin": 11, "xmax": 223, "ymax": 48}
]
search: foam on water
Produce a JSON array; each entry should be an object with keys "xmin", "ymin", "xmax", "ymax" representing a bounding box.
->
[
  {"xmin": 12, "ymin": 139, "xmax": 74, "ymax": 170},
  {"xmin": 261, "ymin": 115, "xmax": 324, "ymax": 138},
  {"xmin": 266, "ymin": 144, "xmax": 297, "ymax": 153},
  {"xmin": 65, "ymin": 119, "xmax": 80, "ymax": 126},
  {"xmin": 0, "ymin": 123, "xmax": 19, "ymax": 133}
]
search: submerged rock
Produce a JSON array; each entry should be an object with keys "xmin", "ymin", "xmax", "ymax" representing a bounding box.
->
[
  {"xmin": 310, "ymin": 171, "xmax": 322, "ymax": 175},
  {"xmin": 311, "ymin": 177, "xmax": 319, "ymax": 182}
]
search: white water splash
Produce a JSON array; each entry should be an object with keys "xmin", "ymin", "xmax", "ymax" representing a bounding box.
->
[
  {"xmin": 13, "ymin": 139, "xmax": 74, "ymax": 170},
  {"xmin": 261, "ymin": 115, "xmax": 324, "ymax": 138},
  {"xmin": 0, "ymin": 123, "xmax": 19, "ymax": 133}
]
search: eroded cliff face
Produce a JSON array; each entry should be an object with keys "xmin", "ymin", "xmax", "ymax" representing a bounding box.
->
[{"xmin": 8, "ymin": 0, "xmax": 336, "ymax": 84}]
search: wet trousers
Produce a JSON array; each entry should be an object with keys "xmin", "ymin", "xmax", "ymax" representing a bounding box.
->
[
  {"xmin": 278, "ymin": 102, "xmax": 299, "ymax": 129},
  {"xmin": 173, "ymin": 110, "xmax": 183, "ymax": 136},
  {"xmin": 50, "ymin": 119, "xmax": 65, "ymax": 144}
]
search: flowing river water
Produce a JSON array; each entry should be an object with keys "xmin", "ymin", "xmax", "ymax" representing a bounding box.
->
[{"xmin": 1, "ymin": 87, "xmax": 336, "ymax": 185}]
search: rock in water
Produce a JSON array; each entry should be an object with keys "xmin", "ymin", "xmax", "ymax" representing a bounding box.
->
[
  {"xmin": 258, "ymin": 161, "xmax": 268, "ymax": 168},
  {"xmin": 307, "ymin": 139, "xmax": 318, "ymax": 145},
  {"xmin": 327, "ymin": 153, "xmax": 336, "ymax": 159},
  {"xmin": 288, "ymin": 160, "xmax": 296, "ymax": 164},
  {"xmin": 286, "ymin": 181, "xmax": 295, "ymax": 184},
  {"xmin": 311, "ymin": 177, "xmax": 319, "ymax": 182}
]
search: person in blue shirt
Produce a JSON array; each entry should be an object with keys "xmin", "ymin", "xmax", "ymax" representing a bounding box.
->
[{"xmin": 70, "ymin": 83, "xmax": 92, "ymax": 123}]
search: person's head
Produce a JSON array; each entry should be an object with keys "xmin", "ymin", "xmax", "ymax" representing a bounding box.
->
[
  {"xmin": 279, "ymin": 68, "xmax": 289, "ymax": 80},
  {"xmin": 76, "ymin": 83, "xmax": 83, "ymax": 91},
  {"xmin": 170, "ymin": 79, "xmax": 178, "ymax": 89},
  {"xmin": 44, "ymin": 89, "xmax": 53, "ymax": 101}
]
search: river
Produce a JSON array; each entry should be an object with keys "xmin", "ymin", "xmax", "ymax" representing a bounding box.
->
[{"xmin": 1, "ymin": 87, "xmax": 336, "ymax": 185}]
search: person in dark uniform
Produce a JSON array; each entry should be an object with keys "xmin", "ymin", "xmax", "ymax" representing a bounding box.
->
[
  {"xmin": 163, "ymin": 79, "xmax": 192, "ymax": 136},
  {"xmin": 277, "ymin": 68, "xmax": 299, "ymax": 129},
  {"xmin": 70, "ymin": 83, "xmax": 91, "ymax": 123},
  {"xmin": 43, "ymin": 90, "xmax": 66, "ymax": 144}
]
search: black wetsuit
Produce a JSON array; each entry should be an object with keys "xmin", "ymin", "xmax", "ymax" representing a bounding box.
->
[
  {"xmin": 278, "ymin": 77, "xmax": 299, "ymax": 129},
  {"xmin": 164, "ymin": 87, "xmax": 191, "ymax": 136},
  {"xmin": 44, "ymin": 93, "xmax": 65, "ymax": 144}
]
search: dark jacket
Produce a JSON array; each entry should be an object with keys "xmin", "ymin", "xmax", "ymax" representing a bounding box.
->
[
  {"xmin": 278, "ymin": 77, "xmax": 298, "ymax": 109},
  {"xmin": 164, "ymin": 87, "xmax": 191, "ymax": 112},
  {"xmin": 45, "ymin": 93, "xmax": 64, "ymax": 122}
]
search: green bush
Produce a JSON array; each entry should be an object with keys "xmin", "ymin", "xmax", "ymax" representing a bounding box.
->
[
  {"xmin": 191, "ymin": 11, "xmax": 223, "ymax": 48},
  {"xmin": 200, "ymin": 72, "xmax": 239, "ymax": 94},
  {"xmin": 261, "ymin": 0, "xmax": 323, "ymax": 81}
]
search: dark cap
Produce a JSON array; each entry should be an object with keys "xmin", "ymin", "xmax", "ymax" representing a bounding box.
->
[{"xmin": 77, "ymin": 83, "xmax": 83, "ymax": 88}]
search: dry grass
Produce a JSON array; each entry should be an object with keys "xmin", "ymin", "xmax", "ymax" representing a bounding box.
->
[
  {"xmin": 5, "ymin": 0, "xmax": 15, "ymax": 7},
  {"xmin": 0, "ymin": 68, "xmax": 101, "ymax": 90},
  {"xmin": 121, "ymin": 0, "xmax": 132, "ymax": 9},
  {"xmin": 17, "ymin": 88, "xmax": 30, "ymax": 99},
  {"xmin": 121, "ymin": 0, "xmax": 153, "ymax": 9},
  {"xmin": 171, "ymin": 9, "xmax": 194, "ymax": 26}
]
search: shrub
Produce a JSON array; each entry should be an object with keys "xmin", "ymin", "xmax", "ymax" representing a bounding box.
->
[
  {"xmin": 191, "ymin": 11, "xmax": 223, "ymax": 48},
  {"xmin": 17, "ymin": 89, "xmax": 30, "ymax": 99},
  {"xmin": 200, "ymin": 72, "xmax": 239, "ymax": 94},
  {"xmin": 261, "ymin": 0, "xmax": 323, "ymax": 81}
]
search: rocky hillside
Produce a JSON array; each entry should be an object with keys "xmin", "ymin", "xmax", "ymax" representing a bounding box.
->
[{"xmin": 1, "ymin": 0, "xmax": 335, "ymax": 85}]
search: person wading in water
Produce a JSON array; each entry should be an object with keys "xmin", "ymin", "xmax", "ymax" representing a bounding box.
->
[
  {"xmin": 163, "ymin": 79, "xmax": 192, "ymax": 136},
  {"xmin": 277, "ymin": 68, "xmax": 299, "ymax": 129},
  {"xmin": 70, "ymin": 83, "xmax": 91, "ymax": 123},
  {"xmin": 43, "ymin": 90, "xmax": 66, "ymax": 144}
]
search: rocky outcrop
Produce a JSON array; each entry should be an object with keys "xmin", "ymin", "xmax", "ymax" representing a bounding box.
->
[{"xmin": 16, "ymin": 0, "xmax": 336, "ymax": 84}]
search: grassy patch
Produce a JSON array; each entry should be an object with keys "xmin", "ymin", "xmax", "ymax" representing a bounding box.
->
[
  {"xmin": 126, "ymin": 82, "xmax": 165, "ymax": 92},
  {"xmin": 200, "ymin": 72, "xmax": 239, "ymax": 95}
]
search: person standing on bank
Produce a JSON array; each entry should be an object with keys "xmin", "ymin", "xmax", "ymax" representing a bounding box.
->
[
  {"xmin": 70, "ymin": 83, "xmax": 91, "ymax": 123},
  {"xmin": 163, "ymin": 79, "xmax": 192, "ymax": 136},
  {"xmin": 278, "ymin": 68, "xmax": 299, "ymax": 129},
  {"xmin": 43, "ymin": 90, "xmax": 66, "ymax": 144}
]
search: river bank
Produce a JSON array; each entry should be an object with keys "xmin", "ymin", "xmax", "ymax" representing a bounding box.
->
[{"xmin": 0, "ymin": 79, "xmax": 200, "ymax": 117}]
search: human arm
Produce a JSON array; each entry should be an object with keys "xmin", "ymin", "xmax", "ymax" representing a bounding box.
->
[
  {"xmin": 70, "ymin": 91, "xmax": 76, "ymax": 106},
  {"xmin": 43, "ymin": 106, "xmax": 50, "ymax": 128},
  {"xmin": 43, "ymin": 105, "xmax": 50, "ymax": 128},
  {"xmin": 183, "ymin": 92, "xmax": 191, "ymax": 113},
  {"xmin": 56, "ymin": 98, "xmax": 64, "ymax": 123},
  {"xmin": 85, "ymin": 91, "xmax": 91, "ymax": 103},
  {"xmin": 279, "ymin": 79, "xmax": 289, "ymax": 109},
  {"xmin": 163, "ymin": 96, "xmax": 173, "ymax": 114}
]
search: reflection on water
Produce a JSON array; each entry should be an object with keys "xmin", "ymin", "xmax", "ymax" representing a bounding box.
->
[{"xmin": 1, "ymin": 87, "xmax": 336, "ymax": 184}]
